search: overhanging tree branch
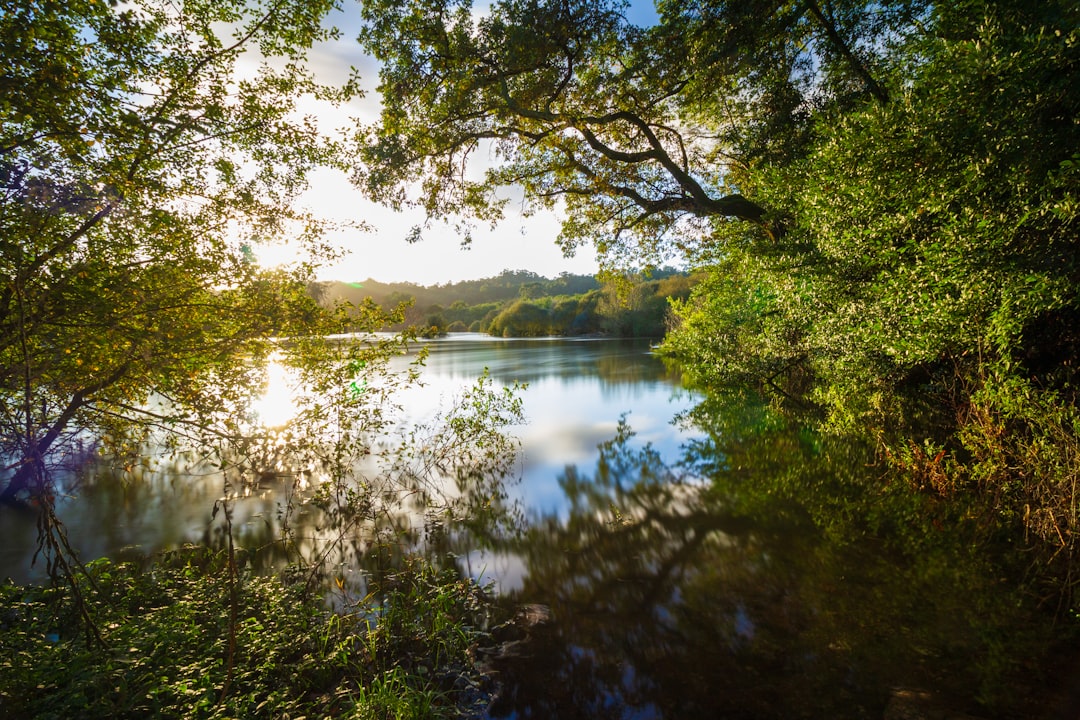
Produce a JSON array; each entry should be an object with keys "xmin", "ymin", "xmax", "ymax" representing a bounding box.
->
[{"xmin": 804, "ymin": 0, "xmax": 889, "ymax": 104}]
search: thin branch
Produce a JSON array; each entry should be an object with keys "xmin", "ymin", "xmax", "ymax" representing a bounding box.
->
[{"xmin": 804, "ymin": 0, "xmax": 889, "ymax": 104}]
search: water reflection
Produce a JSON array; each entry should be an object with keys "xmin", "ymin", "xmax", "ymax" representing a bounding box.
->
[
  {"xmin": 405, "ymin": 335, "xmax": 678, "ymax": 390},
  {"xmin": 3, "ymin": 337, "xmax": 1062, "ymax": 718},
  {"xmin": 0, "ymin": 337, "xmax": 698, "ymax": 585},
  {"xmin": 390, "ymin": 336, "xmax": 699, "ymax": 518},
  {"xmin": 472, "ymin": 394, "xmax": 1061, "ymax": 719},
  {"xmin": 251, "ymin": 354, "xmax": 300, "ymax": 428}
]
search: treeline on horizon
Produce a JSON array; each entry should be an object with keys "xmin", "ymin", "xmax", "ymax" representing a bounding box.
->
[{"xmin": 314, "ymin": 267, "xmax": 695, "ymax": 338}]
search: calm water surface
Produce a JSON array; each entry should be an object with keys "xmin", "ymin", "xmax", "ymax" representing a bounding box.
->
[
  {"xmin": 0, "ymin": 336, "xmax": 699, "ymax": 584},
  {"xmin": 1, "ymin": 335, "xmax": 1070, "ymax": 718}
]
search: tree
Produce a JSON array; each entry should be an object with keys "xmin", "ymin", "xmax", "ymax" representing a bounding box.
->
[
  {"xmin": 354, "ymin": 0, "xmax": 925, "ymax": 269},
  {"xmin": 671, "ymin": 0, "xmax": 1080, "ymax": 414},
  {"xmin": 596, "ymin": 275, "xmax": 673, "ymax": 337},
  {"xmin": 487, "ymin": 299, "xmax": 552, "ymax": 337},
  {"xmin": 0, "ymin": 0, "xmax": 359, "ymax": 503}
]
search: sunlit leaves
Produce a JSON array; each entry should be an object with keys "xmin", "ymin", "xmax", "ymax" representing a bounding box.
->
[
  {"xmin": 0, "ymin": 0, "xmax": 361, "ymax": 501},
  {"xmin": 355, "ymin": 0, "xmax": 940, "ymax": 270},
  {"xmin": 665, "ymin": 0, "xmax": 1080, "ymax": 432},
  {"xmin": 355, "ymin": 0, "xmax": 781, "ymax": 267},
  {"xmin": 0, "ymin": 552, "xmax": 493, "ymax": 718}
]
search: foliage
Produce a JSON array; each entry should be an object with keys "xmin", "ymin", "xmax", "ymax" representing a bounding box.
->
[
  {"xmin": 355, "ymin": 0, "xmax": 929, "ymax": 268},
  {"xmin": 324, "ymin": 269, "xmax": 691, "ymax": 337},
  {"xmin": 663, "ymin": 1, "xmax": 1079, "ymax": 393},
  {"xmin": 354, "ymin": 0, "xmax": 765, "ymax": 268},
  {"xmin": 0, "ymin": 550, "xmax": 493, "ymax": 719},
  {"xmin": 663, "ymin": 251, "xmax": 815, "ymax": 403},
  {"xmin": 485, "ymin": 299, "xmax": 553, "ymax": 338},
  {"xmin": 763, "ymin": 0, "xmax": 1079, "ymax": 419},
  {"xmin": 949, "ymin": 367, "xmax": 1080, "ymax": 586},
  {"xmin": 320, "ymin": 270, "xmax": 602, "ymax": 330},
  {"xmin": 596, "ymin": 272, "xmax": 693, "ymax": 337},
  {"xmin": 0, "ymin": 0, "xmax": 362, "ymax": 504}
]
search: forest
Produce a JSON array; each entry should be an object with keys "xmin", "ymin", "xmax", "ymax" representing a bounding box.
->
[
  {"xmin": 2, "ymin": 0, "xmax": 1078, "ymax": 717},
  {"xmin": 317, "ymin": 267, "xmax": 694, "ymax": 336}
]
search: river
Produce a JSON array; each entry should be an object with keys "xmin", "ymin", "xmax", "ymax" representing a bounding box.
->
[{"xmin": 0, "ymin": 334, "xmax": 1070, "ymax": 718}]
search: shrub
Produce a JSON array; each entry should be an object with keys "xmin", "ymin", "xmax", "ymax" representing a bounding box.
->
[{"xmin": 0, "ymin": 550, "xmax": 493, "ymax": 719}]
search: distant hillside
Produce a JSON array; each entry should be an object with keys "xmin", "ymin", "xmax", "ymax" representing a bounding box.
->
[
  {"xmin": 318, "ymin": 269, "xmax": 601, "ymax": 308},
  {"xmin": 315, "ymin": 268, "xmax": 694, "ymax": 338}
]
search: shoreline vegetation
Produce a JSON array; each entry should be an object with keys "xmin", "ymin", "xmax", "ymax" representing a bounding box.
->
[
  {"xmin": 315, "ymin": 268, "xmax": 695, "ymax": 339},
  {"xmin": 1, "ymin": 550, "xmax": 498, "ymax": 719},
  {"xmin": 3, "ymin": 0, "xmax": 1079, "ymax": 717}
]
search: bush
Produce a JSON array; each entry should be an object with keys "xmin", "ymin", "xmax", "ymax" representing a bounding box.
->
[
  {"xmin": 0, "ymin": 550, "xmax": 493, "ymax": 719},
  {"xmin": 956, "ymin": 369, "xmax": 1080, "ymax": 567}
]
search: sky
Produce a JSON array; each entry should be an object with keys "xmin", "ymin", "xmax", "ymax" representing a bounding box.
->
[{"xmin": 253, "ymin": 1, "xmax": 660, "ymax": 286}]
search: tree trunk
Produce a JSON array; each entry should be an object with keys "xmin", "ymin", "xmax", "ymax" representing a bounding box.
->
[{"xmin": 0, "ymin": 395, "xmax": 86, "ymax": 503}]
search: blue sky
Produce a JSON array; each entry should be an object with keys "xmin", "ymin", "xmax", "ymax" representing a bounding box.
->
[{"xmin": 256, "ymin": 1, "xmax": 659, "ymax": 285}]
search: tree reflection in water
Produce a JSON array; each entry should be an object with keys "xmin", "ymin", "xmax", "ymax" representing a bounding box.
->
[{"xmin": 477, "ymin": 391, "xmax": 1063, "ymax": 719}]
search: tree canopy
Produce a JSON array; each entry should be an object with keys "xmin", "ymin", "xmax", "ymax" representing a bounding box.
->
[
  {"xmin": 0, "ymin": 0, "xmax": 360, "ymax": 502},
  {"xmin": 355, "ymin": 0, "xmax": 930, "ymax": 266}
]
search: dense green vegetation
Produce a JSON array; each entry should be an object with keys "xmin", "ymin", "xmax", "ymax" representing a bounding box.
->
[
  {"xmin": 320, "ymin": 268, "xmax": 695, "ymax": 337},
  {"xmin": 0, "ymin": 0, "xmax": 361, "ymax": 504},
  {"xmin": 357, "ymin": 0, "xmax": 1080, "ymax": 603},
  {"xmin": 0, "ymin": 551, "xmax": 492, "ymax": 719}
]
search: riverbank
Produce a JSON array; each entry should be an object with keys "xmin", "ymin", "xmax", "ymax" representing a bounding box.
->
[{"xmin": 0, "ymin": 550, "xmax": 493, "ymax": 719}]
